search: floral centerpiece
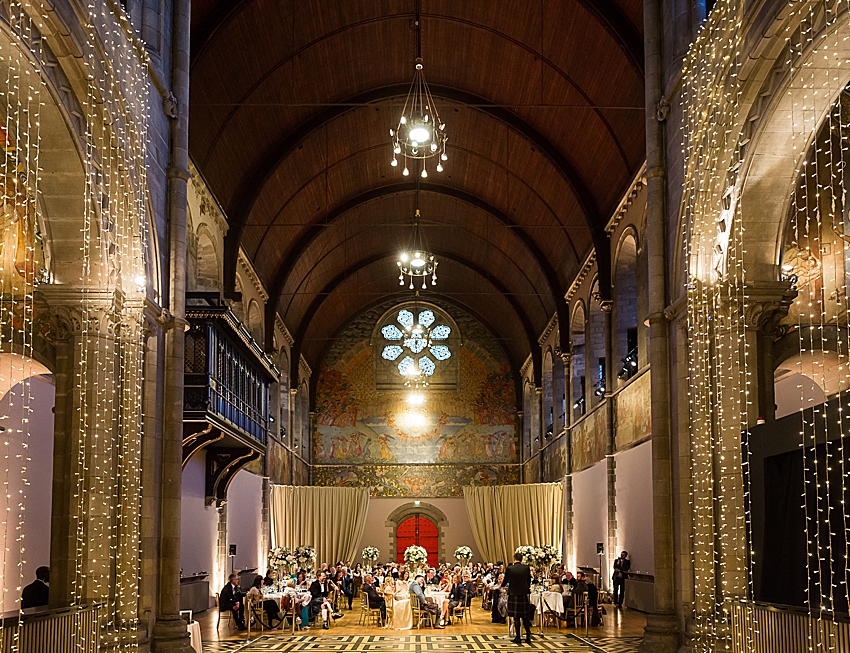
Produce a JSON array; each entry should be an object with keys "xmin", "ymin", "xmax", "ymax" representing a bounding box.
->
[
  {"xmin": 268, "ymin": 546, "xmax": 295, "ymax": 575},
  {"xmin": 362, "ymin": 546, "xmax": 380, "ymax": 572},
  {"xmin": 295, "ymin": 545, "xmax": 316, "ymax": 572},
  {"xmin": 454, "ymin": 545, "xmax": 473, "ymax": 566},
  {"xmin": 537, "ymin": 544, "xmax": 561, "ymax": 571},
  {"xmin": 404, "ymin": 545, "xmax": 429, "ymax": 573},
  {"xmin": 515, "ymin": 544, "xmax": 562, "ymax": 592},
  {"xmin": 515, "ymin": 545, "xmax": 538, "ymax": 567}
]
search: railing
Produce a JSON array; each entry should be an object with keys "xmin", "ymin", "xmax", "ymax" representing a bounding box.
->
[
  {"xmin": 0, "ymin": 603, "xmax": 102, "ymax": 653},
  {"xmin": 727, "ymin": 601, "xmax": 850, "ymax": 653}
]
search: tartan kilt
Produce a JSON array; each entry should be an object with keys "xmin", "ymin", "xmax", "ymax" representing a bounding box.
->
[{"xmin": 506, "ymin": 594, "xmax": 535, "ymax": 619}]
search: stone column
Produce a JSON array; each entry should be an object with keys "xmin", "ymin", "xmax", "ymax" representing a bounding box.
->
[
  {"xmin": 561, "ymin": 352, "xmax": 575, "ymax": 569},
  {"xmin": 516, "ymin": 410, "xmax": 525, "ymax": 482},
  {"xmin": 46, "ymin": 292, "xmax": 121, "ymax": 609},
  {"xmin": 601, "ymin": 300, "xmax": 618, "ymax": 593},
  {"xmin": 561, "ymin": 353, "xmax": 572, "ymax": 430}
]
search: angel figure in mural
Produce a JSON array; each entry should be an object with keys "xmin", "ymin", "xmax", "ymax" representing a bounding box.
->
[
  {"xmin": 377, "ymin": 434, "xmax": 394, "ymax": 461},
  {"xmin": 473, "ymin": 469, "xmax": 496, "ymax": 486},
  {"xmin": 437, "ymin": 434, "xmax": 456, "ymax": 461}
]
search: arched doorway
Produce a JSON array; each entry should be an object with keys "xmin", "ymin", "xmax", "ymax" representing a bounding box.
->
[{"xmin": 395, "ymin": 515, "xmax": 438, "ymax": 567}]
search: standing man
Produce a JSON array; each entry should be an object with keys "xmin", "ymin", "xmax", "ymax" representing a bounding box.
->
[
  {"xmin": 504, "ymin": 551, "xmax": 534, "ymax": 645},
  {"xmin": 612, "ymin": 551, "xmax": 630, "ymax": 607},
  {"xmin": 21, "ymin": 566, "xmax": 49, "ymax": 609}
]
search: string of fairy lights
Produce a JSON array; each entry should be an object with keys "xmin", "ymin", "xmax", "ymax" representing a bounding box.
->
[
  {"xmin": 684, "ymin": 0, "xmax": 850, "ymax": 650},
  {"xmin": 0, "ymin": 0, "xmax": 150, "ymax": 649}
]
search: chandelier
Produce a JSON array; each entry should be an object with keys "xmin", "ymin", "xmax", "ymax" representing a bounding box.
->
[
  {"xmin": 398, "ymin": 209, "xmax": 438, "ymax": 289},
  {"xmin": 389, "ymin": 2, "xmax": 447, "ymax": 178}
]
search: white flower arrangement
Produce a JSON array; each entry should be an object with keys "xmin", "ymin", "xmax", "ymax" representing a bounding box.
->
[
  {"xmin": 268, "ymin": 546, "xmax": 290, "ymax": 571},
  {"xmin": 295, "ymin": 545, "xmax": 316, "ymax": 570},
  {"xmin": 514, "ymin": 544, "xmax": 561, "ymax": 570},
  {"xmin": 362, "ymin": 546, "xmax": 380, "ymax": 561},
  {"xmin": 404, "ymin": 545, "xmax": 429, "ymax": 568},
  {"xmin": 454, "ymin": 545, "xmax": 473, "ymax": 563}
]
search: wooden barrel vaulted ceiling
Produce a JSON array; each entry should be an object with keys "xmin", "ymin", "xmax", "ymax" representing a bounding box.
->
[{"xmin": 189, "ymin": 0, "xmax": 646, "ymax": 385}]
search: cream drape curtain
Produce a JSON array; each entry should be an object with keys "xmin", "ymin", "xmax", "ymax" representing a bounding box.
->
[
  {"xmin": 269, "ymin": 485, "xmax": 370, "ymax": 566},
  {"xmin": 463, "ymin": 482, "xmax": 564, "ymax": 563}
]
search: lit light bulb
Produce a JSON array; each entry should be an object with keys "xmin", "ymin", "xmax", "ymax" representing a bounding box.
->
[
  {"xmin": 402, "ymin": 167, "xmax": 409, "ymax": 176},
  {"xmin": 400, "ymin": 253, "xmax": 409, "ymax": 263},
  {"xmin": 134, "ymin": 274, "xmax": 146, "ymax": 288},
  {"xmin": 394, "ymin": 146, "xmax": 401, "ymax": 154},
  {"xmin": 391, "ymin": 158, "xmax": 398, "ymax": 167},
  {"xmin": 406, "ymin": 392, "xmax": 425, "ymax": 406},
  {"xmin": 421, "ymin": 169, "xmax": 428, "ymax": 179},
  {"xmin": 440, "ymin": 153, "xmax": 447, "ymax": 161},
  {"xmin": 430, "ymin": 142, "xmax": 437, "ymax": 152},
  {"xmin": 436, "ymin": 164, "xmax": 443, "ymax": 172},
  {"xmin": 409, "ymin": 124, "xmax": 431, "ymax": 143},
  {"xmin": 400, "ymin": 116, "xmax": 407, "ymax": 124}
]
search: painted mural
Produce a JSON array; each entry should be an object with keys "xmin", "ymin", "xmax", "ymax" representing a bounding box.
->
[
  {"xmin": 313, "ymin": 464, "xmax": 519, "ymax": 497},
  {"xmin": 570, "ymin": 406, "xmax": 607, "ymax": 472},
  {"xmin": 267, "ymin": 438, "xmax": 291, "ymax": 485},
  {"xmin": 314, "ymin": 300, "xmax": 519, "ymax": 497},
  {"xmin": 614, "ymin": 371, "xmax": 652, "ymax": 450},
  {"xmin": 539, "ymin": 433, "xmax": 568, "ymax": 482}
]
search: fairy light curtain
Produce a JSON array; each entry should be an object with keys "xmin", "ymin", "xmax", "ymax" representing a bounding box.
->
[
  {"xmin": 0, "ymin": 1, "xmax": 150, "ymax": 650},
  {"xmin": 683, "ymin": 0, "xmax": 850, "ymax": 650}
]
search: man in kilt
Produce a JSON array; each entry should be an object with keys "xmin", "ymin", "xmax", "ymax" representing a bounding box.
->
[{"xmin": 504, "ymin": 551, "xmax": 535, "ymax": 644}]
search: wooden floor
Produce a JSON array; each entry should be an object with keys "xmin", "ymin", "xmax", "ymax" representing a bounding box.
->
[{"xmin": 196, "ymin": 598, "xmax": 646, "ymax": 649}]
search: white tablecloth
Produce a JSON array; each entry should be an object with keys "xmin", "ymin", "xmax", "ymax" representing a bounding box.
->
[
  {"xmin": 187, "ymin": 621, "xmax": 202, "ymax": 653},
  {"xmin": 531, "ymin": 591, "xmax": 564, "ymax": 614},
  {"xmin": 425, "ymin": 590, "xmax": 448, "ymax": 606}
]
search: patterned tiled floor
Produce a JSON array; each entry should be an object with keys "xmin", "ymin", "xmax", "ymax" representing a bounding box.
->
[{"xmin": 202, "ymin": 633, "xmax": 642, "ymax": 653}]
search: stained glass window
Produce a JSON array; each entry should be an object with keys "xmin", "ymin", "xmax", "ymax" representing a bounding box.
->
[
  {"xmin": 382, "ymin": 345, "xmax": 403, "ymax": 361},
  {"xmin": 429, "ymin": 345, "xmax": 451, "ymax": 361},
  {"xmin": 397, "ymin": 310, "xmax": 414, "ymax": 329},
  {"xmin": 419, "ymin": 355, "xmax": 436, "ymax": 376},
  {"xmin": 382, "ymin": 324, "xmax": 403, "ymax": 340},
  {"xmin": 404, "ymin": 334, "xmax": 429, "ymax": 354},
  {"xmin": 431, "ymin": 324, "xmax": 451, "ymax": 340},
  {"xmin": 418, "ymin": 310, "xmax": 435, "ymax": 328},
  {"xmin": 398, "ymin": 356, "xmax": 416, "ymax": 376}
]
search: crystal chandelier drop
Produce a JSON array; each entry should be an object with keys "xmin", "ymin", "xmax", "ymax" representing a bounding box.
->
[
  {"xmin": 398, "ymin": 209, "xmax": 437, "ymax": 289},
  {"xmin": 389, "ymin": 2, "xmax": 447, "ymax": 178}
]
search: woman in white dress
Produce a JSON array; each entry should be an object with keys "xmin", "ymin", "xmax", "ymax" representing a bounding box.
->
[{"xmin": 391, "ymin": 571, "xmax": 413, "ymax": 629}]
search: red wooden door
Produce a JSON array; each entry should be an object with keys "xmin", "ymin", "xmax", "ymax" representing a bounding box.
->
[{"xmin": 396, "ymin": 516, "xmax": 439, "ymax": 567}]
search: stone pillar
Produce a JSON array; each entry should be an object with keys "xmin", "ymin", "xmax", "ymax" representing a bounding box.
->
[
  {"xmin": 47, "ymin": 292, "xmax": 121, "ymax": 609},
  {"xmin": 601, "ymin": 300, "xmax": 618, "ymax": 593},
  {"xmin": 516, "ymin": 410, "xmax": 525, "ymax": 482},
  {"xmin": 261, "ymin": 476, "xmax": 270, "ymax": 574},
  {"xmin": 561, "ymin": 353, "xmax": 572, "ymax": 430}
]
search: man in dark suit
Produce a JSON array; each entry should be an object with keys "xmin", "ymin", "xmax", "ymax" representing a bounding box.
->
[
  {"xmin": 21, "ymin": 566, "xmax": 49, "ymax": 610},
  {"xmin": 220, "ymin": 574, "xmax": 246, "ymax": 629},
  {"xmin": 504, "ymin": 551, "xmax": 534, "ymax": 645},
  {"xmin": 310, "ymin": 571, "xmax": 343, "ymax": 628},
  {"xmin": 612, "ymin": 551, "xmax": 631, "ymax": 607},
  {"xmin": 361, "ymin": 574, "xmax": 387, "ymax": 623}
]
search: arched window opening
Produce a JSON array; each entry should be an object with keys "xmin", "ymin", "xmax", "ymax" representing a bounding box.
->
[
  {"xmin": 542, "ymin": 351, "xmax": 554, "ymax": 440},
  {"xmin": 614, "ymin": 234, "xmax": 639, "ymax": 384},
  {"xmin": 588, "ymin": 284, "xmax": 606, "ymax": 406},
  {"xmin": 571, "ymin": 303, "xmax": 587, "ymax": 420}
]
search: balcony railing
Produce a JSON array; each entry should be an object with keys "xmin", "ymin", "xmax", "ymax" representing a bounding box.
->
[{"xmin": 184, "ymin": 303, "xmax": 279, "ymax": 447}]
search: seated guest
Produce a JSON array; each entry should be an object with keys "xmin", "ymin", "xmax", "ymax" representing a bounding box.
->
[
  {"xmin": 21, "ymin": 566, "xmax": 49, "ymax": 609},
  {"xmin": 448, "ymin": 573, "xmax": 466, "ymax": 621},
  {"xmin": 425, "ymin": 568, "xmax": 440, "ymax": 586},
  {"xmin": 438, "ymin": 573, "xmax": 452, "ymax": 593},
  {"xmin": 296, "ymin": 571, "xmax": 307, "ymax": 588},
  {"xmin": 362, "ymin": 574, "xmax": 387, "ymax": 624},
  {"xmin": 220, "ymin": 574, "xmax": 246, "ymax": 629},
  {"xmin": 410, "ymin": 575, "xmax": 444, "ymax": 629},
  {"xmin": 248, "ymin": 575, "xmax": 282, "ymax": 628},
  {"xmin": 310, "ymin": 571, "xmax": 343, "ymax": 629},
  {"xmin": 283, "ymin": 581, "xmax": 311, "ymax": 629}
]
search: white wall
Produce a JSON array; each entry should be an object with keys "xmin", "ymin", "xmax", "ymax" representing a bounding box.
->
[
  {"xmin": 180, "ymin": 451, "xmax": 219, "ymax": 601},
  {"xmin": 0, "ymin": 376, "xmax": 54, "ymax": 612},
  {"xmin": 572, "ymin": 461, "xmax": 607, "ymax": 571},
  {"xmin": 355, "ymin": 497, "xmax": 483, "ymax": 565},
  {"xmin": 226, "ymin": 469, "xmax": 264, "ymax": 573},
  {"xmin": 614, "ymin": 440, "xmax": 654, "ymax": 574}
]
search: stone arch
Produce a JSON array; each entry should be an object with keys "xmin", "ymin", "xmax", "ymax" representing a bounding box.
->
[
  {"xmin": 385, "ymin": 502, "xmax": 449, "ymax": 565},
  {"xmin": 570, "ymin": 300, "xmax": 587, "ymax": 420},
  {"xmin": 195, "ymin": 223, "xmax": 220, "ymax": 292},
  {"xmin": 542, "ymin": 348, "xmax": 554, "ymax": 441},
  {"xmin": 247, "ymin": 299, "xmax": 263, "ymax": 344},
  {"xmin": 613, "ymin": 230, "xmax": 639, "ymax": 383}
]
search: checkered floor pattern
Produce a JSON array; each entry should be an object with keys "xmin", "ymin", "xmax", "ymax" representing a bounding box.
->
[{"xmin": 202, "ymin": 633, "xmax": 642, "ymax": 653}]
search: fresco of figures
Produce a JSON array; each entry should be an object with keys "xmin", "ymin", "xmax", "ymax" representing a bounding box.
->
[{"xmin": 313, "ymin": 300, "xmax": 519, "ymax": 496}]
